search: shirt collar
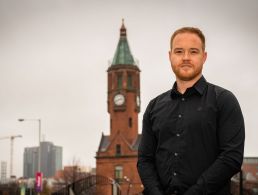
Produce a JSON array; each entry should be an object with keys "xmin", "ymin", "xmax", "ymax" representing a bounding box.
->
[
  {"xmin": 194, "ymin": 75, "xmax": 207, "ymax": 95},
  {"xmin": 171, "ymin": 75, "xmax": 207, "ymax": 98}
]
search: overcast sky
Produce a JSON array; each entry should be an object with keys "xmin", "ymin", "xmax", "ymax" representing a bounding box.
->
[{"xmin": 0, "ymin": 0, "xmax": 257, "ymax": 178}]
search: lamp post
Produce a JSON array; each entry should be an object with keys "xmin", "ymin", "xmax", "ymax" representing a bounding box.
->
[
  {"xmin": 124, "ymin": 176, "xmax": 132, "ymax": 195},
  {"xmin": 109, "ymin": 177, "xmax": 121, "ymax": 195},
  {"xmin": 18, "ymin": 118, "xmax": 41, "ymax": 194},
  {"xmin": 240, "ymin": 169, "xmax": 243, "ymax": 195}
]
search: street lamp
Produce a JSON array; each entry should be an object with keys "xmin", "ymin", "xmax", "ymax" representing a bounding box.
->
[
  {"xmin": 124, "ymin": 176, "xmax": 132, "ymax": 195},
  {"xmin": 18, "ymin": 118, "xmax": 41, "ymax": 194}
]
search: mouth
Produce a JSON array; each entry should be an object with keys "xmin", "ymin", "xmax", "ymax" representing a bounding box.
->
[{"xmin": 180, "ymin": 64, "xmax": 192, "ymax": 68}]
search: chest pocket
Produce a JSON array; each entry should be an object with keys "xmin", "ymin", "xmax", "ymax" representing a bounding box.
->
[{"xmin": 184, "ymin": 103, "xmax": 217, "ymax": 132}]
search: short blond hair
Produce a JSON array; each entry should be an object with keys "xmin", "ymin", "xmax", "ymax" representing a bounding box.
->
[{"xmin": 170, "ymin": 27, "xmax": 206, "ymax": 51}]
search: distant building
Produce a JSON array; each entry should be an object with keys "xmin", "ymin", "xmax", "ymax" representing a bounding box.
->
[
  {"xmin": 54, "ymin": 165, "xmax": 94, "ymax": 182},
  {"xmin": 23, "ymin": 146, "xmax": 38, "ymax": 178},
  {"xmin": 243, "ymin": 157, "xmax": 258, "ymax": 181},
  {"xmin": 23, "ymin": 141, "xmax": 62, "ymax": 178},
  {"xmin": 53, "ymin": 165, "xmax": 95, "ymax": 192},
  {"xmin": 231, "ymin": 157, "xmax": 258, "ymax": 195},
  {"xmin": 0, "ymin": 161, "xmax": 7, "ymax": 183}
]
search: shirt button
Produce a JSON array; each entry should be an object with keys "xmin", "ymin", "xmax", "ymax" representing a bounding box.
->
[
  {"xmin": 178, "ymin": 114, "xmax": 182, "ymax": 118},
  {"xmin": 174, "ymin": 152, "xmax": 178, "ymax": 156},
  {"xmin": 176, "ymin": 133, "xmax": 180, "ymax": 137},
  {"xmin": 173, "ymin": 172, "xmax": 177, "ymax": 176},
  {"xmin": 181, "ymin": 97, "xmax": 185, "ymax": 101}
]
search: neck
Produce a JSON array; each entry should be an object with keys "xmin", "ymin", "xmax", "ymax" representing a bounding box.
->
[{"xmin": 176, "ymin": 74, "xmax": 202, "ymax": 94}]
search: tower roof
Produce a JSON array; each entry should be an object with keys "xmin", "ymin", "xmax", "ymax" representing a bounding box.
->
[{"xmin": 111, "ymin": 20, "xmax": 135, "ymax": 66}]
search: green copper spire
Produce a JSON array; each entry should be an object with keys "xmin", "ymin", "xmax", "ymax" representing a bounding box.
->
[{"xmin": 111, "ymin": 19, "xmax": 135, "ymax": 65}]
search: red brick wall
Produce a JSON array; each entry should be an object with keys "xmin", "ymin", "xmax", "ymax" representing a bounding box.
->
[
  {"xmin": 96, "ymin": 64, "xmax": 142, "ymax": 194},
  {"xmin": 242, "ymin": 163, "xmax": 258, "ymax": 180},
  {"xmin": 96, "ymin": 156, "xmax": 142, "ymax": 195},
  {"xmin": 107, "ymin": 65, "xmax": 140, "ymax": 144}
]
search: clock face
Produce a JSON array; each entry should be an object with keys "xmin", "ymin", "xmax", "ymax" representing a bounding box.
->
[
  {"xmin": 114, "ymin": 94, "xmax": 125, "ymax": 106},
  {"xmin": 136, "ymin": 95, "xmax": 140, "ymax": 107}
]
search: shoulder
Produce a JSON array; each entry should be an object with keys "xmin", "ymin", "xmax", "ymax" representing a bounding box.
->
[
  {"xmin": 152, "ymin": 89, "xmax": 172, "ymax": 103},
  {"xmin": 207, "ymin": 82, "xmax": 227, "ymax": 97},
  {"xmin": 207, "ymin": 82, "xmax": 240, "ymax": 109},
  {"xmin": 145, "ymin": 89, "xmax": 172, "ymax": 113},
  {"xmin": 149, "ymin": 89, "xmax": 171, "ymax": 106}
]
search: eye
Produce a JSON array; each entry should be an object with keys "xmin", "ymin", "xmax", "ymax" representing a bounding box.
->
[
  {"xmin": 174, "ymin": 49, "xmax": 184, "ymax": 54},
  {"xmin": 190, "ymin": 49, "xmax": 199, "ymax": 54}
]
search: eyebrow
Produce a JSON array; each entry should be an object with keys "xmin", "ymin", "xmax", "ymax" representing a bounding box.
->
[
  {"xmin": 189, "ymin": 48, "xmax": 200, "ymax": 51},
  {"xmin": 173, "ymin": 48, "xmax": 200, "ymax": 51},
  {"xmin": 174, "ymin": 48, "xmax": 183, "ymax": 50}
]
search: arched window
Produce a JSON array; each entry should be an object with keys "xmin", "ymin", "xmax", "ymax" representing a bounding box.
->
[
  {"xmin": 117, "ymin": 74, "xmax": 122, "ymax": 89},
  {"xmin": 127, "ymin": 74, "xmax": 133, "ymax": 89},
  {"xmin": 114, "ymin": 165, "xmax": 123, "ymax": 182}
]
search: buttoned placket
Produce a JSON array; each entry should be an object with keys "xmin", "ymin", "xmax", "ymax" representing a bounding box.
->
[{"xmin": 172, "ymin": 95, "xmax": 186, "ymax": 180}]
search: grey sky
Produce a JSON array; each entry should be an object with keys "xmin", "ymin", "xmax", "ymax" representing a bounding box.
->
[{"xmin": 0, "ymin": 0, "xmax": 257, "ymax": 177}]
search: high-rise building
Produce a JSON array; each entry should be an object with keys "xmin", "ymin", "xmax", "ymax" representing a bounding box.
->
[
  {"xmin": 23, "ymin": 141, "xmax": 62, "ymax": 178},
  {"xmin": 96, "ymin": 20, "xmax": 142, "ymax": 195},
  {"xmin": 23, "ymin": 147, "xmax": 38, "ymax": 178},
  {"xmin": 52, "ymin": 145, "xmax": 62, "ymax": 176},
  {"xmin": 0, "ymin": 161, "xmax": 7, "ymax": 183}
]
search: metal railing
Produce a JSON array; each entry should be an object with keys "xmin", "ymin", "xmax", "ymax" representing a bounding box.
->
[{"xmin": 52, "ymin": 175, "xmax": 119, "ymax": 195}]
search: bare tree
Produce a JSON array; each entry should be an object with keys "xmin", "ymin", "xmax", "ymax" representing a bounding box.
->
[{"xmin": 63, "ymin": 157, "xmax": 89, "ymax": 185}]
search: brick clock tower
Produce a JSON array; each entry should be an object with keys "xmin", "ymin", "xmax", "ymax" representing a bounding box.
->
[{"xmin": 96, "ymin": 20, "xmax": 143, "ymax": 195}]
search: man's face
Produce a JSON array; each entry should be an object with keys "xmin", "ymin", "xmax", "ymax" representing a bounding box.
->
[{"xmin": 169, "ymin": 32, "xmax": 207, "ymax": 81}]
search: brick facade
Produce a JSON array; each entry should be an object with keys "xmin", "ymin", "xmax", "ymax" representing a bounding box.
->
[
  {"xmin": 96, "ymin": 21, "xmax": 143, "ymax": 195},
  {"xmin": 231, "ymin": 157, "xmax": 258, "ymax": 194},
  {"xmin": 242, "ymin": 157, "xmax": 258, "ymax": 181}
]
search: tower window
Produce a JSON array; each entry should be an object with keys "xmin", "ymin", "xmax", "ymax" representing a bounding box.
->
[
  {"xmin": 127, "ymin": 74, "xmax": 133, "ymax": 89},
  {"xmin": 117, "ymin": 74, "xmax": 122, "ymax": 89},
  {"xmin": 116, "ymin": 144, "xmax": 121, "ymax": 156},
  {"xmin": 129, "ymin": 117, "xmax": 132, "ymax": 128},
  {"xmin": 114, "ymin": 165, "xmax": 123, "ymax": 183}
]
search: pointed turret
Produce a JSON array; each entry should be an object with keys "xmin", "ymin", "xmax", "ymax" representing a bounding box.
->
[{"xmin": 111, "ymin": 19, "xmax": 135, "ymax": 65}]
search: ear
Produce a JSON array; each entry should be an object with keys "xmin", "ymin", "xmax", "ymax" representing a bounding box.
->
[
  {"xmin": 203, "ymin": 51, "xmax": 207, "ymax": 64},
  {"xmin": 168, "ymin": 50, "xmax": 172, "ymax": 62}
]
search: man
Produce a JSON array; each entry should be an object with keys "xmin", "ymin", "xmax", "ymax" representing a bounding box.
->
[{"xmin": 137, "ymin": 27, "xmax": 245, "ymax": 195}]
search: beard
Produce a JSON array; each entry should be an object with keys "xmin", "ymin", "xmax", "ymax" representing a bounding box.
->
[{"xmin": 172, "ymin": 63, "xmax": 203, "ymax": 81}]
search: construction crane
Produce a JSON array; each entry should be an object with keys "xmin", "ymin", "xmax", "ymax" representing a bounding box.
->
[{"xmin": 0, "ymin": 135, "xmax": 22, "ymax": 177}]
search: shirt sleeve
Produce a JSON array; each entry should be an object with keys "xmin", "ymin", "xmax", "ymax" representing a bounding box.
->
[
  {"xmin": 185, "ymin": 90, "xmax": 245, "ymax": 195},
  {"xmin": 137, "ymin": 99, "xmax": 164, "ymax": 195}
]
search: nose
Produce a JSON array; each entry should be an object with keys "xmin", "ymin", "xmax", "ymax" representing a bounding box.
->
[{"xmin": 182, "ymin": 51, "xmax": 190, "ymax": 60}]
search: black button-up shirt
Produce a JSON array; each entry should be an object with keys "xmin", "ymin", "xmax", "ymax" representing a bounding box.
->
[{"xmin": 137, "ymin": 76, "xmax": 245, "ymax": 195}]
